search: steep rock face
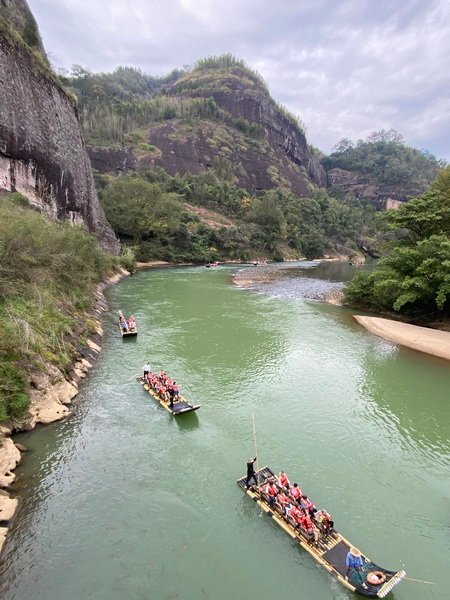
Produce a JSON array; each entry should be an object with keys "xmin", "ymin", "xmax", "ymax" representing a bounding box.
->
[
  {"xmin": 327, "ymin": 168, "xmax": 418, "ymax": 209},
  {"xmin": 181, "ymin": 85, "xmax": 327, "ymax": 189},
  {"xmin": 89, "ymin": 119, "xmax": 316, "ymax": 196},
  {"xmin": 0, "ymin": 1, "xmax": 118, "ymax": 252},
  {"xmin": 88, "ymin": 66, "xmax": 327, "ymax": 197}
]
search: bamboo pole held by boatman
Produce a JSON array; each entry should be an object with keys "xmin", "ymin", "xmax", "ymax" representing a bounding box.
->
[{"xmin": 252, "ymin": 412, "xmax": 259, "ymax": 487}]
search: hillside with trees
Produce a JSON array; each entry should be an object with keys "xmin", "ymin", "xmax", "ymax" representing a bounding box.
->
[
  {"xmin": 323, "ymin": 130, "xmax": 444, "ymax": 209},
  {"xmin": 66, "ymin": 55, "xmax": 378, "ymax": 262},
  {"xmin": 344, "ymin": 166, "xmax": 450, "ymax": 323}
]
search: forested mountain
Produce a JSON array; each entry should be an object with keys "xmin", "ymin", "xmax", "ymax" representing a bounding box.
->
[
  {"xmin": 323, "ymin": 130, "xmax": 444, "ymax": 209},
  {"xmin": 344, "ymin": 166, "xmax": 450, "ymax": 322},
  {"xmin": 66, "ymin": 56, "xmax": 377, "ymax": 262},
  {"xmin": 66, "ymin": 56, "xmax": 326, "ymax": 195}
]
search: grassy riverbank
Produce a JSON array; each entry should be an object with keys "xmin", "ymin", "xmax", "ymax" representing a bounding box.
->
[{"xmin": 0, "ymin": 195, "xmax": 122, "ymax": 421}]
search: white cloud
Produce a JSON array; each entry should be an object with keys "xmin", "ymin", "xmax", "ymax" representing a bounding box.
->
[{"xmin": 27, "ymin": 0, "xmax": 450, "ymax": 160}]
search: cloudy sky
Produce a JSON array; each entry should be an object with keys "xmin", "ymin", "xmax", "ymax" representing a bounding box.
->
[{"xmin": 28, "ymin": 0, "xmax": 450, "ymax": 160}]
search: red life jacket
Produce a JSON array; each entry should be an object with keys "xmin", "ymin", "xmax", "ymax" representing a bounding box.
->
[
  {"xmin": 291, "ymin": 486, "xmax": 301, "ymax": 498},
  {"xmin": 300, "ymin": 516, "xmax": 314, "ymax": 531},
  {"xmin": 280, "ymin": 473, "xmax": 289, "ymax": 486},
  {"xmin": 266, "ymin": 484, "xmax": 277, "ymax": 497},
  {"xmin": 289, "ymin": 506, "xmax": 302, "ymax": 522}
]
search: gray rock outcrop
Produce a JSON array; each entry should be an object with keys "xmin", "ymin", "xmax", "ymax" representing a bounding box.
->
[
  {"xmin": 0, "ymin": 0, "xmax": 118, "ymax": 252},
  {"xmin": 327, "ymin": 167, "xmax": 419, "ymax": 209}
]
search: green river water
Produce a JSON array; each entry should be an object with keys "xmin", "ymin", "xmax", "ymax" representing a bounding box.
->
[{"xmin": 0, "ymin": 264, "xmax": 449, "ymax": 600}]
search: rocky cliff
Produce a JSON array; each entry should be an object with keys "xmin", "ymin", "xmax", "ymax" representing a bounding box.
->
[
  {"xmin": 327, "ymin": 168, "xmax": 416, "ymax": 209},
  {"xmin": 0, "ymin": 0, "xmax": 118, "ymax": 252},
  {"xmin": 84, "ymin": 63, "xmax": 327, "ymax": 197}
]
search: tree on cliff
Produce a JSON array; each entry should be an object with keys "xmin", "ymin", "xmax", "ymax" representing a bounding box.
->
[
  {"xmin": 323, "ymin": 130, "xmax": 444, "ymax": 191},
  {"xmin": 344, "ymin": 166, "xmax": 450, "ymax": 321}
]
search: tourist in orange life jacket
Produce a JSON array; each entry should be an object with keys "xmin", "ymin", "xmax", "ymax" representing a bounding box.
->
[
  {"xmin": 278, "ymin": 471, "xmax": 290, "ymax": 488},
  {"xmin": 289, "ymin": 482, "xmax": 302, "ymax": 501},
  {"xmin": 300, "ymin": 495, "xmax": 316, "ymax": 516},
  {"xmin": 265, "ymin": 481, "xmax": 278, "ymax": 506},
  {"xmin": 289, "ymin": 505, "xmax": 303, "ymax": 527},
  {"xmin": 299, "ymin": 514, "xmax": 319, "ymax": 542},
  {"xmin": 277, "ymin": 491, "xmax": 290, "ymax": 506}
]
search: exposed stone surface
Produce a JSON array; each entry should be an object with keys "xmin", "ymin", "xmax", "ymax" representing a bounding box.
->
[
  {"xmin": 0, "ymin": 495, "xmax": 18, "ymax": 522},
  {"xmin": 0, "ymin": 527, "xmax": 8, "ymax": 552},
  {"xmin": 0, "ymin": 432, "xmax": 21, "ymax": 488},
  {"xmin": 88, "ymin": 67, "xmax": 327, "ymax": 197},
  {"xmin": 327, "ymin": 168, "xmax": 420, "ymax": 209},
  {"xmin": 0, "ymin": 1, "xmax": 118, "ymax": 252}
]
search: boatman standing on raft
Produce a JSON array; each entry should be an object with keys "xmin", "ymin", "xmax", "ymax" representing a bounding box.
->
[
  {"xmin": 345, "ymin": 547, "xmax": 368, "ymax": 589},
  {"xmin": 245, "ymin": 457, "xmax": 258, "ymax": 488}
]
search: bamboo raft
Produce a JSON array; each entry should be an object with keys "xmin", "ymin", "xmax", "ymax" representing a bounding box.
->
[
  {"xmin": 237, "ymin": 466, "xmax": 405, "ymax": 598},
  {"xmin": 119, "ymin": 325, "xmax": 138, "ymax": 338},
  {"xmin": 137, "ymin": 377, "xmax": 200, "ymax": 415}
]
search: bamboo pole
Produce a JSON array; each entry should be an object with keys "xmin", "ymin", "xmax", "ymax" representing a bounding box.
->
[
  {"xmin": 252, "ymin": 412, "xmax": 259, "ymax": 484},
  {"xmin": 403, "ymin": 577, "xmax": 435, "ymax": 585}
]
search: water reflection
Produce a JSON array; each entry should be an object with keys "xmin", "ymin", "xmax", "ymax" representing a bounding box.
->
[{"xmin": 359, "ymin": 345, "xmax": 450, "ymax": 464}]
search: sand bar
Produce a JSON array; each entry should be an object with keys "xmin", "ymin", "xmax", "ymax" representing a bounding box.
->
[{"xmin": 354, "ymin": 316, "xmax": 450, "ymax": 361}]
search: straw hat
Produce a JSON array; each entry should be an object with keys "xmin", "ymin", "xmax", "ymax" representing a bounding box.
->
[{"xmin": 350, "ymin": 547, "xmax": 362, "ymax": 557}]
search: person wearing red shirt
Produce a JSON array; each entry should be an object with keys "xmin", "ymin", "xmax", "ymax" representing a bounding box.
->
[
  {"xmin": 265, "ymin": 481, "xmax": 278, "ymax": 507},
  {"xmin": 278, "ymin": 471, "xmax": 290, "ymax": 488},
  {"xmin": 300, "ymin": 514, "xmax": 319, "ymax": 542},
  {"xmin": 289, "ymin": 482, "xmax": 302, "ymax": 501},
  {"xmin": 289, "ymin": 505, "xmax": 303, "ymax": 527}
]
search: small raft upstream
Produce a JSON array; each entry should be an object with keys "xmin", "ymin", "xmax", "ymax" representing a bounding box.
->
[
  {"xmin": 137, "ymin": 377, "xmax": 200, "ymax": 415},
  {"xmin": 237, "ymin": 467, "xmax": 405, "ymax": 598}
]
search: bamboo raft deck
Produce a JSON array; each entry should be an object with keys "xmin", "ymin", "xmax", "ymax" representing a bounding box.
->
[
  {"xmin": 119, "ymin": 325, "xmax": 138, "ymax": 338},
  {"xmin": 137, "ymin": 377, "xmax": 201, "ymax": 415},
  {"xmin": 237, "ymin": 466, "xmax": 405, "ymax": 598}
]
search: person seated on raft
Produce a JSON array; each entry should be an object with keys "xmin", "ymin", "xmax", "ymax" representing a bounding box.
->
[
  {"xmin": 315, "ymin": 509, "xmax": 334, "ymax": 535},
  {"xmin": 159, "ymin": 385, "xmax": 170, "ymax": 402},
  {"xmin": 300, "ymin": 494, "xmax": 316, "ymax": 516},
  {"xmin": 277, "ymin": 471, "xmax": 290, "ymax": 489},
  {"xmin": 277, "ymin": 491, "xmax": 291, "ymax": 506},
  {"xmin": 171, "ymin": 382, "xmax": 180, "ymax": 399},
  {"xmin": 119, "ymin": 315, "xmax": 129, "ymax": 332},
  {"xmin": 276, "ymin": 490, "xmax": 291, "ymax": 512},
  {"xmin": 289, "ymin": 482, "xmax": 302, "ymax": 501},
  {"xmin": 264, "ymin": 480, "xmax": 278, "ymax": 506},
  {"xmin": 299, "ymin": 513, "xmax": 319, "ymax": 543},
  {"xmin": 128, "ymin": 315, "xmax": 136, "ymax": 330},
  {"xmin": 288, "ymin": 504, "xmax": 304, "ymax": 528}
]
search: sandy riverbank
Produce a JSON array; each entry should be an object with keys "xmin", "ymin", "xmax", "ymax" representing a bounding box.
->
[
  {"xmin": 354, "ymin": 316, "xmax": 450, "ymax": 361},
  {"xmin": 0, "ymin": 267, "xmax": 130, "ymax": 553}
]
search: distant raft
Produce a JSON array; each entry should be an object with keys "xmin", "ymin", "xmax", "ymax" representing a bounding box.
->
[
  {"xmin": 237, "ymin": 466, "xmax": 405, "ymax": 598},
  {"xmin": 118, "ymin": 311, "xmax": 137, "ymax": 337},
  {"xmin": 137, "ymin": 377, "xmax": 200, "ymax": 415},
  {"xmin": 119, "ymin": 324, "xmax": 138, "ymax": 338}
]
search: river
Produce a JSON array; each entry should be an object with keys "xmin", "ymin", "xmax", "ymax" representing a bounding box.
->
[{"xmin": 0, "ymin": 263, "xmax": 449, "ymax": 600}]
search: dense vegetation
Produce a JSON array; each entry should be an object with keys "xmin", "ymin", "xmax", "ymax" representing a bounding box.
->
[
  {"xmin": 344, "ymin": 167, "xmax": 450, "ymax": 322},
  {"xmin": 0, "ymin": 195, "xmax": 120, "ymax": 420},
  {"xmin": 97, "ymin": 167, "xmax": 376, "ymax": 262},
  {"xmin": 64, "ymin": 58, "xmax": 268, "ymax": 146},
  {"xmin": 323, "ymin": 129, "xmax": 443, "ymax": 192}
]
